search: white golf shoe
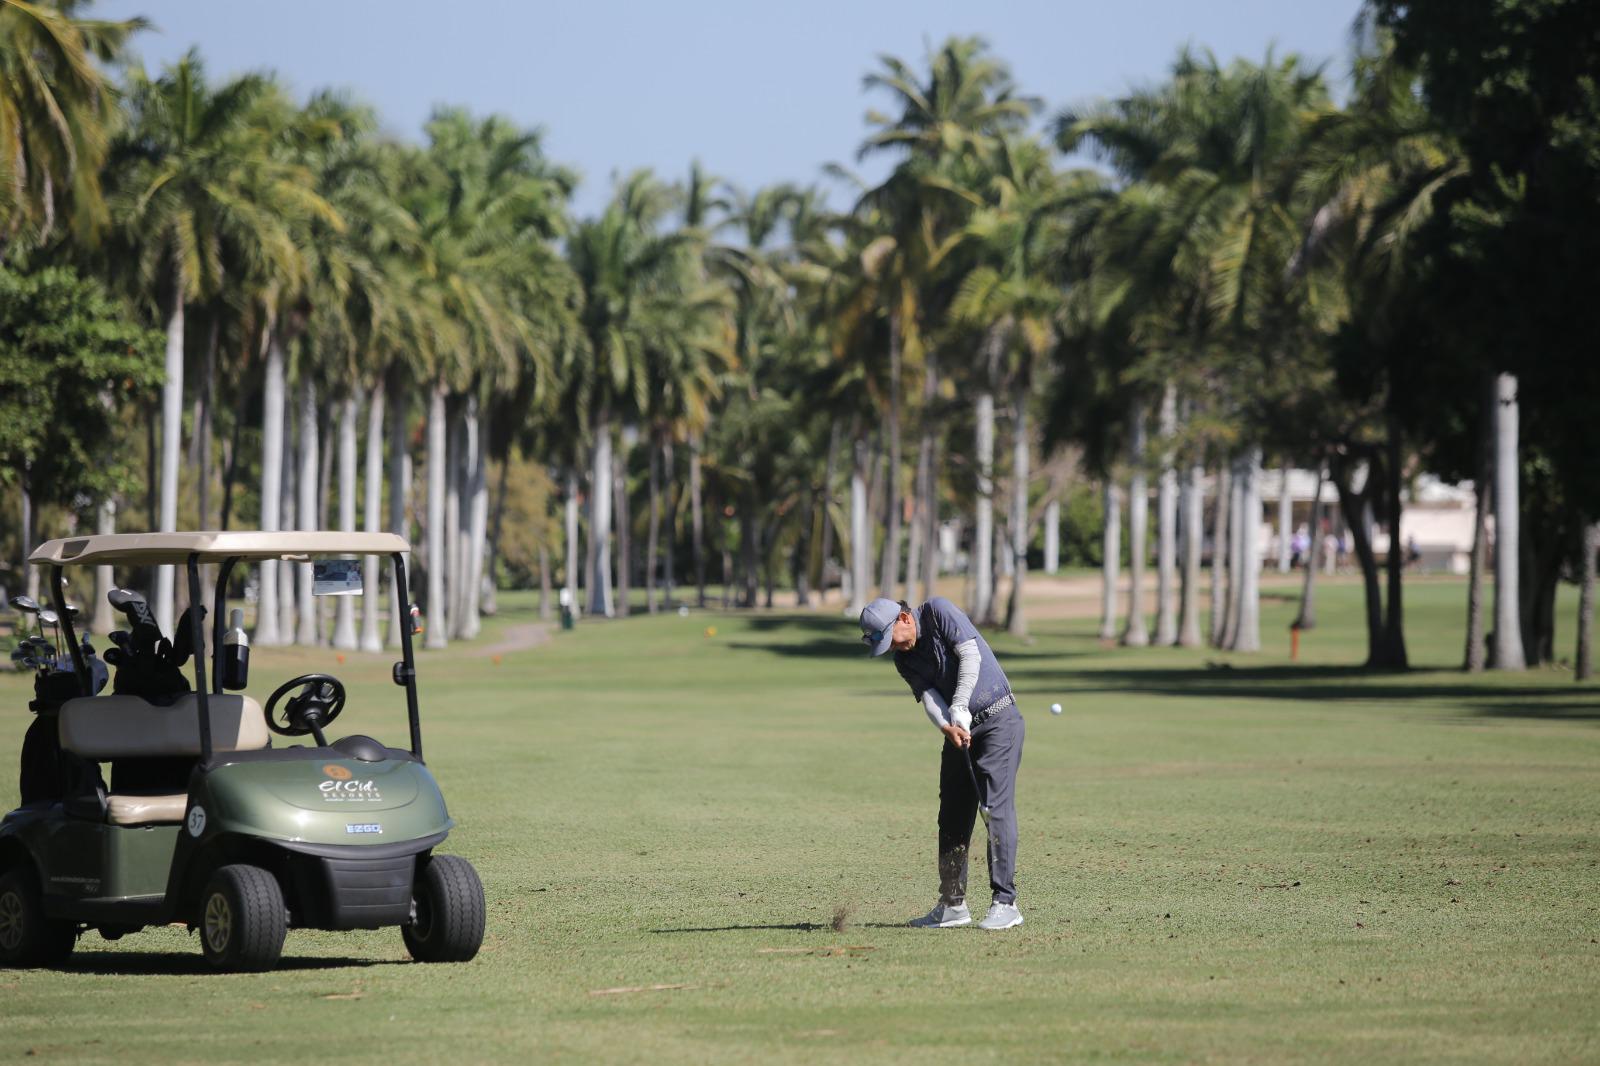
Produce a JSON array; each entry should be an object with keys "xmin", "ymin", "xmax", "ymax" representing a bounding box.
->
[
  {"xmin": 978, "ymin": 902, "xmax": 1024, "ymax": 930},
  {"xmin": 907, "ymin": 901, "xmax": 972, "ymax": 928}
]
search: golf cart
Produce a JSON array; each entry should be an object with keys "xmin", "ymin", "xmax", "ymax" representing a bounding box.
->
[{"xmin": 0, "ymin": 532, "xmax": 485, "ymax": 972}]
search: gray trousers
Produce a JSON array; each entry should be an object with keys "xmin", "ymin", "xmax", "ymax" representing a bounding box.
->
[{"xmin": 937, "ymin": 701, "xmax": 1024, "ymax": 906}]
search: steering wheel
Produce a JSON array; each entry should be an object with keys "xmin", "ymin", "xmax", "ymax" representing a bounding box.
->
[{"xmin": 264, "ymin": 673, "xmax": 346, "ymax": 739}]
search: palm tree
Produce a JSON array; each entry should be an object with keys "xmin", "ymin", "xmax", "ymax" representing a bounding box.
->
[
  {"xmin": 0, "ymin": 0, "xmax": 145, "ymax": 256},
  {"xmin": 110, "ymin": 55, "xmax": 330, "ymax": 635},
  {"xmin": 857, "ymin": 37, "xmax": 1038, "ymax": 605},
  {"xmin": 565, "ymin": 171, "xmax": 702, "ymax": 617},
  {"xmin": 947, "ymin": 138, "xmax": 1089, "ymax": 632}
]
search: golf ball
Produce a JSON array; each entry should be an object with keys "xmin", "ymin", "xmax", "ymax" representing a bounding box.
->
[{"xmin": 1049, "ymin": 703, "xmax": 1063, "ymax": 715}]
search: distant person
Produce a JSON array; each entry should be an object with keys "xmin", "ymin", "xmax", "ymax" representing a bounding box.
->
[{"xmin": 858, "ymin": 596, "xmax": 1025, "ymax": 931}]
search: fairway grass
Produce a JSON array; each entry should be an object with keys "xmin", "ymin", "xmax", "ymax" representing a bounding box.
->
[{"xmin": 1, "ymin": 578, "xmax": 1597, "ymax": 1064}]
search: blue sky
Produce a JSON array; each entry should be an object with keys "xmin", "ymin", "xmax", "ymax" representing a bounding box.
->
[{"xmin": 97, "ymin": 0, "xmax": 1365, "ymax": 219}]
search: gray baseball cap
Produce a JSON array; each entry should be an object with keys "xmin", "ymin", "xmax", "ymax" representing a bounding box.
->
[{"xmin": 859, "ymin": 597, "xmax": 904, "ymax": 657}]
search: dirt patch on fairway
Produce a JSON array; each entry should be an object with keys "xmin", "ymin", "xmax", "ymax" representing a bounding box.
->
[{"xmin": 480, "ymin": 622, "xmax": 549, "ymax": 659}]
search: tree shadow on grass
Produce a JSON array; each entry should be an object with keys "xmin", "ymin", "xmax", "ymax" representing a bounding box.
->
[
  {"xmin": 742, "ymin": 616, "xmax": 853, "ymax": 635},
  {"xmin": 1004, "ymin": 663, "xmax": 1600, "ymax": 722},
  {"xmin": 57, "ymin": 951, "xmax": 408, "ymax": 976}
]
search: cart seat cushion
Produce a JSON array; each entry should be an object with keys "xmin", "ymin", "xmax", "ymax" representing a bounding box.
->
[
  {"xmin": 58, "ymin": 694, "xmax": 268, "ymax": 759},
  {"xmin": 106, "ymin": 791, "xmax": 188, "ymax": 826}
]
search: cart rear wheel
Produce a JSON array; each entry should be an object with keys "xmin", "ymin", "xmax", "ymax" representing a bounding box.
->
[
  {"xmin": 0, "ymin": 867, "xmax": 76, "ymax": 967},
  {"xmin": 199, "ymin": 864, "xmax": 286, "ymax": 972},
  {"xmin": 402, "ymin": 854, "xmax": 484, "ymax": 963}
]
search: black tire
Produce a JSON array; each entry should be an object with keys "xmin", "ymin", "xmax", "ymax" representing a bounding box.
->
[
  {"xmin": 0, "ymin": 867, "xmax": 76, "ymax": 967},
  {"xmin": 198, "ymin": 864, "xmax": 287, "ymax": 972},
  {"xmin": 402, "ymin": 854, "xmax": 484, "ymax": 963}
]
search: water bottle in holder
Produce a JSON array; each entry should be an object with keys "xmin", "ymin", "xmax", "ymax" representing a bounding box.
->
[{"xmin": 223, "ymin": 608, "xmax": 250, "ymax": 689}]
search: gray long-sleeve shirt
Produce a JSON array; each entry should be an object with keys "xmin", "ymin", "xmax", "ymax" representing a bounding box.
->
[{"xmin": 893, "ymin": 597, "xmax": 1013, "ymax": 733}]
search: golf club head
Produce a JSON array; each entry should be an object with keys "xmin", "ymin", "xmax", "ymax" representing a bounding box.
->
[
  {"xmin": 10, "ymin": 595, "xmax": 40, "ymax": 614},
  {"xmin": 107, "ymin": 588, "xmax": 147, "ymax": 610},
  {"xmin": 63, "ymin": 603, "xmax": 81, "ymax": 619},
  {"xmin": 39, "ymin": 609, "xmax": 58, "ymax": 627}
]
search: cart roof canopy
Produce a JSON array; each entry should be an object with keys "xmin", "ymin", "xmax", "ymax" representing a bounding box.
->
[{"xmin": 28, "ymin": 531, "xmax": 410, "ymax": 567}]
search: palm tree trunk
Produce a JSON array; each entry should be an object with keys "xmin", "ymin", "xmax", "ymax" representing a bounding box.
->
[
  {"xmin": 1292, "ymin": 466, "xmax": 1326, "ymax": 631},
  {"xmin": 1463, "ymin": 377, "xmax": 1493, "ymax": 671},
  {"xmin": 1379, "ymin": 412, "xmax": 1409, "ymax": 668},
  {"xmin": 690, "ymin": 428, "xmax": 706, "ymax": 608},
  {"xmin": 1576, "ymin": 520, "xmax": 1598, "ymax": 682},
  {"xmin": 974, "ymin": 388, "xmax": 996, "ymax": 623},
  {"xmin": 295, "ymin": 377, "xmax": 320, "ymax": 647},
  {"xmin": 1098, "ymin": 481, "xmax": 1121, "ymax": 640},
  {"xmin": 814, "ymin": 423, "xmax": 840, "ymax": 603},
  {"xmin": 1230, "ymin": 446, "xmax": 1262, "ymax": 652},
  {"xmin": 256, "ymin": 327, "xmax": 285, "ymax": 645},
  {"xmin": 850, "ymin": 429, "xmax": 871, "ymax": 615},
  {"xmin": 332, "ymin": 394, "xmax": 360, "ymax": 650},
  {"xmin": 93, "ymin": 496, "xmax": 116, "ymax": 635},
  {"xmin": 564, "ymin": 468, "xmax": 580, "ymax": 613},
  {"xmin": 387, "ymin": 370, "xmax": 411, "ymax": 649},
  {"xmin": 1122, "ymin": 404, "xmax": 1149, "ymax": 647},
  {"xmin": 315, "ymin": 401, "xmax": 335, "ymax": 642},
  {"xmin": 220, "ymin": 396, "xmax": 243, "ymax": 531},
  {"xmin": 663, "ymin": 438, "xmax": 679, "ymax": 606},
  {"xmin": 445, "ymin": 399, "xmax": 465, "ymax": 637},
  {"xmin": 1005, "ymin": 382, "xmax": 1030, "ymax": 638},
  {"xmin": 153, "ymin": 283, "xmax": 185, "ymax": 638},
  {"xmin": 1221, "ymin": 457, "xmax": 1248, "ymax": 649},
  {"xmin": 425, "ymin": 382, "xmax": 449, "ymax": 649},
  {"xmin": 905, "ymin": 496, "xmax": 923, "ymax": 600},
  {"xmin": 1491, "ymin": 373, "xmax": 1526, "ymax": 669},
  {"xmin": 614, "ymin": 440, "xmax": 632, "ymax": 617},
  {"xmin": 19, "ymin": 469, "xmax": 36, "ymax": 601},
  {"xmin": 1273, "ymin": 461, "xmax": 1290, "ymax": 573},
  {"xmin": 589, "ymin": 410, "xmax": 615, "ymax": 618},
  {"xmin": 465, "ymin": 407, "xmax": 489, "ymax": 638},
  {"xmin": 1209, "ymin": 462, "xmax": 1232, "ymax": 647},
  {"xmin": 277, "ymin": 398, "xmax": 298, "ymax": 640},
  {"xmin": 647, "ymin": 431, "xmax": 661, "ymax": 614},
  {"xmin": 538, "ymin": 544, "xmax": 553, "ymax": 621},
  {"xmin": 739, "ymin": 486, "xmax": 758, "ymax": 609},
  {"xmin": 1154, "ymin": 385, "xmax": 1178, "ymax": 645},
  {"xmin": 484, "ymin": 450, "xmax": 509, "ymax": 619},
  {"xmin": 918, "ymin": 347, "xmax": 940, "ymax": 605},
  {"xmin": 879, "ymin": 311, "xmax": 903, "ymax": 597},
  {"xmin": 360, "ymin": 379, "xmax": 385, "ymax": 652},
  {"xmin": 1178, "ymin": 462, "xmax": 1203, "ymax": 647},
  {"xmin": 197, "ymin": 313, "xmax": 218, "ymax": 530},
  {"xmin": 1043, "ymin": 501, "xmax": 1060, "ymax": 574}
]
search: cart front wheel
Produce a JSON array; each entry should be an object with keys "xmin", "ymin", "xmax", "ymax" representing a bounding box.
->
[
  {"xmin": 0, "ymin": 867, "xmax": 76, "ymax": 967},
  {"xmin": 402, "ymin": 854, "xmax": 484, "ymax": 963},
  {"xmin": 199, "ymin": 864, "xmax": 286, "ymax": 972}
]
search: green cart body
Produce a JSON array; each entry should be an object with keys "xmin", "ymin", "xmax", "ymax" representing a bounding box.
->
[{"xmin": 0, "ymin": 532, "xmax": 485, "ymax": 971}]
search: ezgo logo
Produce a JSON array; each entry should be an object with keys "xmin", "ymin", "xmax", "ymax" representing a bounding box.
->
[{"xmin": 345, "ymin": 823, "xmax": 383, "ymax": 835}]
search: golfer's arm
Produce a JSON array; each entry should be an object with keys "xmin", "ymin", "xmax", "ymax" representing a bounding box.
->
[
  {"xmin": 921, "ymin": 689, "xmax": 952, "ymax": 730},
  {"xmin": 948, "ymin": 640, "xmax": 979, "ymax": 729}
]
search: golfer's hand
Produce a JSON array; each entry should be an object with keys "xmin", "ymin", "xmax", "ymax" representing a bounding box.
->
[{"xmin": 941, "ymin": 724, "xmax": 971, "ymax": 748}]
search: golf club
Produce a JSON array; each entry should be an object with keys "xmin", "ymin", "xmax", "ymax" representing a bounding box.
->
[
  {"xmin": 962, "ymin": 742, "xmax": 997, "ymax": 891},
  {"xmin": 39, "ymin": 609, "xmax": 61, "ymax": 660},
  {"xmin": 962, "ymin": 744, "xmax": 992, "ymax": 827},
  {"xmin": 10, "ymin": 594, "xmax": 44, "ymax": 643}
]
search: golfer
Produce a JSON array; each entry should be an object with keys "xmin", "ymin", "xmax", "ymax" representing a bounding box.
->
[{"xmin": 860, "ymin": 596, "xmax": 1025, "ymax": 930}]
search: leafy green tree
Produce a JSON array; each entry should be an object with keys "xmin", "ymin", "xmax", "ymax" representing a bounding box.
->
[
  {"xmin": 1367, "ymin": 0, "xmax": 1600, "ymax": 668},
  {"xmin": 0, "ymin": 265, "xmax": 162, "ymax": 580}
]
